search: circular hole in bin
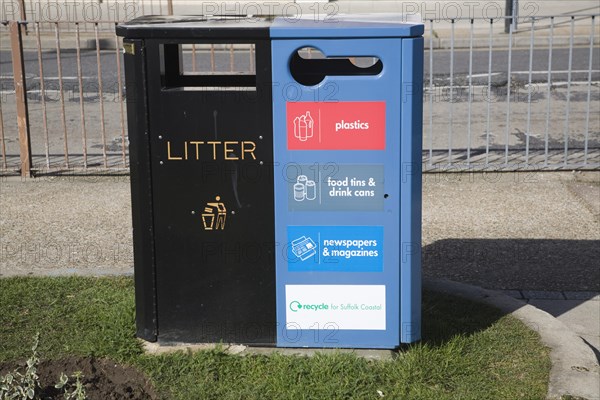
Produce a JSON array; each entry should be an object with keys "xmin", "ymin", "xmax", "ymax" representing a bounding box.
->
[
  {"xmin": 290, "ymin": 47, "xmax": 383, "ymax": 87},
  {"xmin": 384, "ymin": 194, "xmax": 389, "ymax": 199}
]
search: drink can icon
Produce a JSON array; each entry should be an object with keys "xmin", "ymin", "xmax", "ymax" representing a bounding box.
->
[
  {"xmin": 297, "ymin": 175, "xmax": 308, "ymax": 186},
  {"xmin": 294, "ymin": 183, "xmax": 305, "ymax": 201},
  {"xmin": 305, "ymin": 180, "xmax": 316, "ymax": 200}
]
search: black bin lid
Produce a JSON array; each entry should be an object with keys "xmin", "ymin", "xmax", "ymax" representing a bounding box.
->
[{"xmin": 116, "ymin": 15, "xmax": 273, "ymax": 39}]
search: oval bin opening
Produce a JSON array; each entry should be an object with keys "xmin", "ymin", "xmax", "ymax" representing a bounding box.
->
[{"xmin": 290, "ymin": 47, "xmax": 383, "ymax": 86}]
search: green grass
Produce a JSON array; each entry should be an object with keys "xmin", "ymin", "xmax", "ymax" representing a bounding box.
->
[{"xmin": 0, "ymin": 277, "xmax": 551, "ymax": 400}]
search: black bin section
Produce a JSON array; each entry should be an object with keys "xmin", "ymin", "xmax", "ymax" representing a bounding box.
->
[{"xmin": 117, "ymin": 16, "xmax": 276, "ymax": 345}]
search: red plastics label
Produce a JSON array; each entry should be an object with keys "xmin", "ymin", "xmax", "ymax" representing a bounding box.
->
[{"xmin": 287, "ymin": 101, "xmax": 386, "ymax": 150}]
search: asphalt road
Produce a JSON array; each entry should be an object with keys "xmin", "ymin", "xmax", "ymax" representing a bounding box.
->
[{"xmin": 0, "ymin": 46, "xmax": 598, "ymax": 93}]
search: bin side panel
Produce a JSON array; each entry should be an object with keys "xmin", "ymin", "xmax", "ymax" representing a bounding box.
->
[
  {"xmin": 271, "ymin": 38, "xmax": 403, "ymax": 349},
  {"xmin": 123, "ymin": 38, "xmax": 159, "ymax": 342},
  {"xmin": 400, "ymin": 37, "xmax": 423, "ymax": 343},
  {"xmin": 145, "ymin": 39, "xmax": 276, "ymax": 345}
]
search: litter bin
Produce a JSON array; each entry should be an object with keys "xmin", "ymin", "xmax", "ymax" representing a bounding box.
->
[{"xmin": 117, "ymin": 14, "xmax": 423, "ymax": 349}]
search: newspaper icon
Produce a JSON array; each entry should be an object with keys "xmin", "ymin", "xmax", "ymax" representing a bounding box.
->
[{"xmin": 291, "ymin": 236, "xmax": 317, "ymax": 261}]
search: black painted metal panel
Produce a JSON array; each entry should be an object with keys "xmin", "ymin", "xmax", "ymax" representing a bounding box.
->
[
  {"xmin": 145, "ymin": 38, "xmax": 275, "ymax": 344},
  {"xmin": 123, "ymin": 38, "xmax": 158, "ymax": 342}
]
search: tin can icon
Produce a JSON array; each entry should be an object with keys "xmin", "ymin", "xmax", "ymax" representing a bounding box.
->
[
  {"xmin": 294, "ymin": 183, "xmax": 305, "ymax": 201},
  {"xmin": 305, "ymin": 180, "xmax": 316, "ymax": 200}
]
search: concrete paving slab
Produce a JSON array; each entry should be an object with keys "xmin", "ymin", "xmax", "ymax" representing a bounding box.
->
[
  {"xmin": 142, "ymin": 340, "xmax": 395, "ymax": 360},
  {"xmin": 522, "ymin": 290, "xmax": 566, "ymax": 300},
  {"xmin": 529, "ymin": 299, "xmax": 600, "ymax": 353},
  {"xmin": 564, "ymin": 291, "xmax": 600, "ymax": 301},
  {"xmin": 500, "ymin": 289, "xmax": 524, "ymax": 299}
]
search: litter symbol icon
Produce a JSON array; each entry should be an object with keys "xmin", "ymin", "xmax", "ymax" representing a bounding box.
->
[{"xmin": 202, "ymin": 196, "xmax": 227, "ymax": 230}]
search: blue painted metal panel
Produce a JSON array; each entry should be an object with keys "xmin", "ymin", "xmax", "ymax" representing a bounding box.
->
[
  {"xmin": 271, "ymin": 15, "xmax": 424, "ymax": 38},
  {"xmin": 271, "ymin": 28, "xmax": 422, "ymax": 349},
  {"xmin": 400, "ymin": 37, "xmax": 424, "ymax": 343}
]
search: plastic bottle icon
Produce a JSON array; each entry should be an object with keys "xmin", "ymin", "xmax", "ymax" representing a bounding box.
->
[{"xmin": 293, "ymin": 111, "xmax": 315, "ymax": 142}]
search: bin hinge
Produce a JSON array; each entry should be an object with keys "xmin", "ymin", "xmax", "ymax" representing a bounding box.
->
[{"xmin": 123, "ymin": 42, "xmax": 135, "ymax": 55}]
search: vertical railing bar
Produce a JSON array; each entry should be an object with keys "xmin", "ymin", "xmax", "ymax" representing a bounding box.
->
[
  {"xmin": 35, "ymin": 22, "xmax": 50, "ymax": 169},
  {"xmin": 75, "ymin": 23, "xmax": 88, "ymax": 169},
  {"xmin": 114, "ymin": 28, "xmax": 127, "ymax": 168},
  {"xmin": 448, "ymin": 19, "xmax": 455, "ymax": 164},
  {"xmin": 563, "ymin": 16, "xmax": 575, "ymax": 166},
  {"xmin": 505, "ymin": 15, "xmax": 514, "ymax": 167},
  {"xmin": 150, "ymin": 0, "xmax": 154, "ymax": 15},
  {"xmin": 10, "ymin": 20, "xmax": 32, "ymax": 177},
  {"xmin": 158, "ymin": 0, "xmax": 164, "ymax": 15},
  {"xmin": 467, "ymin": 19, "xmax": 474, "ymax": 166},
  {"xmin": 428, "ymin": 19, "xmax": 434, "ymax": 167},
  {"xmin": 0, "ymin": 91, "xmax": 6, "ymax": 170},
  {"xmin": 210, "ymin": 44, "xmax": 215, "ymax": 72},
  {"xmin": 249, "ymin": 43, "xmax": 255, "ymax": 74},
  {"xmin": 95, "ymin": 23, "xmax": 108, "ymax": 168},
  {"xmin": 525, "ymin": 17, "xmax": 535, "ymax": 165},
  {"xmin": 544, "ymin": 17, "xmax": 554, "ymax": 167},
  {"xmin": 54, "ymin": 22, "xmax": 69, "ymax": 168},
  {"xmin": 583, "ymin": 16, "xmax": 595, "ymax": 166},
  {"xmin": 229, "ymin": 43, "xmax": 234, "ymax": 72},
  {"xmin": 192, "ymin": 44, "xmax": 197, "ymax": 72},
  {"xmin": 141, "ymin": 0, "xmax": 146, "ymax": 15},
  {"xmin": 485, "ymin": 19, "xmax": 494, "ymax": 166}
]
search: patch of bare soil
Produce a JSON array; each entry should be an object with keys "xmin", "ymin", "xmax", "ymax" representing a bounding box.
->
[{"xmin": 0, "ymin": 357, "xmax": 158, "ymax": 400}]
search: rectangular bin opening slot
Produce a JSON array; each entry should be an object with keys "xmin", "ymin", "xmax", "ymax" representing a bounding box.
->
[
  {"xmin": 160, "ymin": 43, "xmax": 257, "ymax": 90},
  {"xmin": 291, "ymin": 47, "xmax": 382, "ymax": 86}
]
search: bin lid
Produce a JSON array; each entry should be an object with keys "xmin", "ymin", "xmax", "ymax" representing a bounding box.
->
[
  {"xmin": 116, "ymin": 15, "xmax": 273, "ymax": 39},
  {"xmin": 271, "ymin": 13, "xmax": 424, "ymax": 38}
]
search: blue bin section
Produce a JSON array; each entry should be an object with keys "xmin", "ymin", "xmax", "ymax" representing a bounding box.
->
[{"xmin": 271, "ymin": 16, "xmax": 424, "ymax": 348}]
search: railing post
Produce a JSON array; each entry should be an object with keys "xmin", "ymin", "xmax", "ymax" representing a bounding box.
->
[
  {"xmin": 504, "ymin": 0, "xmax": 512, "ymax": 33},
  {"xmin": 10, "ymin": 21, "xmax": 32, "ymax": 178},
  {"xmin": 167, "ymin": 0, "xmax": 174, "ymax": 15},
  {"xmin": 505, "ymin": 0, "xmax": 518, "ymax": 33},
  {"xmin": 19, "ymin": 0, "xmax": 27, "ymax": 21}
]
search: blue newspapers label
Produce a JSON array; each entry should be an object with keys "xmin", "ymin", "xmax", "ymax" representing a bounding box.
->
[{"xmin": 287, "ymin": 226, "xmax": 384, "ymax": 272}]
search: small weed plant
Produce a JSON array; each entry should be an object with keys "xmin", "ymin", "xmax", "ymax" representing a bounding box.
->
[{"xmin": 0, "ymin": 334, "xmax": 87, "ymax": 400}]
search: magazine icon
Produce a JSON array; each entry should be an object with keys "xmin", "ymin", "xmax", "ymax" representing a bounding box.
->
[
  {"xmin": 293, "ymin": 111, "xmax": 315, "ymax": 142},
  {"xmin": 290, "ymin": 236, "xmax": 317, "ymax": 261}
]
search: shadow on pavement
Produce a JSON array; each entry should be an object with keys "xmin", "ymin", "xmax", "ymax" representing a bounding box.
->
[{"xmin": 423, "ymin": 239, "xmax": 600, "ymax": 292}]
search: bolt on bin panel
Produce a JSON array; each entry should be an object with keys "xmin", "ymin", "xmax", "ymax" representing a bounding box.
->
[{"xmin": 271, "ymin": 35, "xmax": 421, "ymax": 349}]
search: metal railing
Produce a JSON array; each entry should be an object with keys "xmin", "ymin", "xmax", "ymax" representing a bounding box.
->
[
  {"xmin": 424, "ymin": 14, "xmax": 599, "ymax": 171},
  {"xmin": 0, "ymin": 13, "xmax": 598, "ymax": 176}
]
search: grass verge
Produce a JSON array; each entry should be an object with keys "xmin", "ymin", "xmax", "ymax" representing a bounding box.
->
[{"xmin": 0, "ymin": 276, "xmax": 551, "ymax": 399}]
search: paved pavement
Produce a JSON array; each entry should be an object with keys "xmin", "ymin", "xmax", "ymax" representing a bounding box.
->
[{"xmin": 0, "ymin": 170, "xmax": 598, "ymax": 397}]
